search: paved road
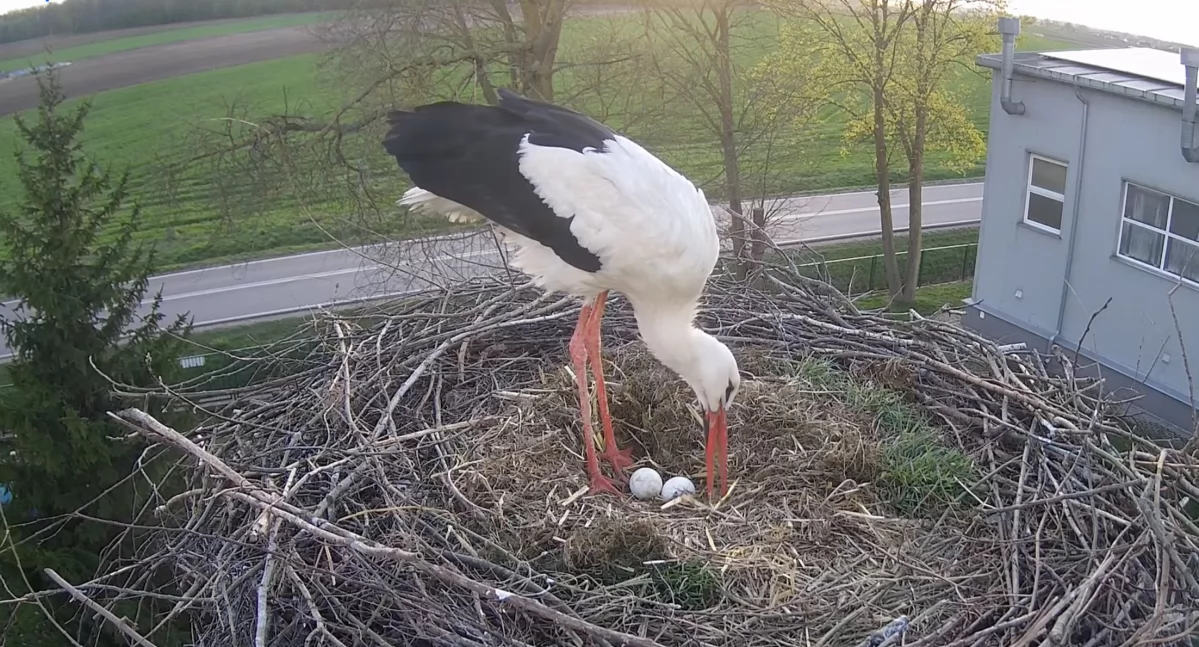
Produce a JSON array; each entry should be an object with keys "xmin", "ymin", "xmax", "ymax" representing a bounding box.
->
[{"xmin": 0, "ymin": 181, "xmax": 983, "ymax": 359}]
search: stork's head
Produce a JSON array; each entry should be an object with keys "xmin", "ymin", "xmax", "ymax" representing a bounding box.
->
[
  {"xmin": 686, "ymin": 330, "xmax": 741, "ymax": 414},
  {"xmin": 685, "ymin": 330, "xmax": 740, "ymax": 497}
]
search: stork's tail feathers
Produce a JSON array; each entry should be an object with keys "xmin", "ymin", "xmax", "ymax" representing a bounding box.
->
[{"xmin": 397, "ymin": 187, "xmax": 486, "ymax": 224}]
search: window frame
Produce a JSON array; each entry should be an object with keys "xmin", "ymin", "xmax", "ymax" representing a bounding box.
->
[
  {"xmin": 1115, "ymin": 180, "xmax": 1199, "ymax": 287},
  {"xmin": 1022, "ymin": 153, "xmax": 1068, "ymax": 234}
]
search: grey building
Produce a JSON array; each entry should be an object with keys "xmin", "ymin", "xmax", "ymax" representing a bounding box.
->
[{"xmin": 964, "ymin": 18, "xmax": 1199, "ymax": 433}]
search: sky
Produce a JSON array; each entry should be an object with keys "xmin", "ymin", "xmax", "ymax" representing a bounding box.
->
[
  {"xmin": 1008, "ymin": 0, "xmax": 1196, "ymax": 47},
  {"xmin": 0, "ymin": 0, "xmax": 1194, "ymax": 47},
  {"xmin": 0, "ymin": 0, "xmax": 50, "ymax": 15}
]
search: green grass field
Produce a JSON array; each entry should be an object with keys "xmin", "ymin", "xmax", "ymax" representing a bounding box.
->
[
  {"xmin": 0, "ymin": 13, "xmax": 336, "ymax": 72},
  {"xmin": 855, "ymin": 280, "xmax": 973, "ymax": 314},
  {"xmin": 0, "ymin": 13, "xmax": 1071, "ymax": 271},
  {"xmin": 0, "ymin": 52, "xmax": 352, "ymax": 268},
  {"xmin": 790, "ymin": 227, "xmax": 979, "ymax": 295}
]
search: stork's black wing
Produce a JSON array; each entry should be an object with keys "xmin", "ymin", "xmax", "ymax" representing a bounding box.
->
[
  {"xmin": 382, "ymin": 90, "xmax": 617, "ymax": 273},
  {"xmin": 494, "ymin": 88, "xmax": 615, "ymax": 150}
]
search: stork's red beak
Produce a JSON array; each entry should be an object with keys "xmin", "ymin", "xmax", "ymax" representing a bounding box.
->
[{"xmin": 704, "ymin": 406, "xmax": 729, "ymax": 498}]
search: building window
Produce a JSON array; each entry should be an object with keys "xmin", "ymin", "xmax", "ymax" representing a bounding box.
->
[
  {"xmin": 1023, "ymin": 154, "xmax": 1068, "ymax": 233},
  {"xmin": 1117, "ymin": 182, "xmax": 1199, "ymax": 285}
]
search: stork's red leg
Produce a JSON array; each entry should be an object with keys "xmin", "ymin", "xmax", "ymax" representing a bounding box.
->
[
  {"xmin": 704, "ymin": 415, "xmax": 717, "ymax": 499},
  {"xmin": 570, "ymin": 301, "xmax": 620, "ymax": 496},
  {"xmin": 716, "ymin": 408, "xmax": 729, "ymax": 496},
  {"xmin": 584, "ymin": 291, "xmax": 633, "ymax": 476}
]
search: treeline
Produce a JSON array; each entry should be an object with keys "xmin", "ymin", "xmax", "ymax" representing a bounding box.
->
[{"xmin": 0, "ymin": 0, "xmax": 356, "ymax": 44}]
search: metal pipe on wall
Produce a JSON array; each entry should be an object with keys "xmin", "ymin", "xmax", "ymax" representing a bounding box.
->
[
  {"xmin": 1182, "ymin": 48, "xmax": 1198, "ymax": 163},
  {"xmin": 999, "ymin": 17, "xmax": 1026, "ymax": 115},
  {"xmin": 1049, "ymin": 86, "xmax": 1090, "ymax": 349}
]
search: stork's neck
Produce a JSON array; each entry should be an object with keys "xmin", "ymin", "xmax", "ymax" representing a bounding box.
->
[{"xmin": 630, "ymin": 298, "xmax": 706, "ymax": 382}]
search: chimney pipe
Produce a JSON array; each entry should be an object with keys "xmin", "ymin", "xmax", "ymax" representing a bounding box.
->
[
  {"xmin": 998, "ymin": 17, "xmax": 1026, "ymax": 115},
  {"xmin": 1182, "ymin": 47, "xmax": 1199, "ymax": 163}
]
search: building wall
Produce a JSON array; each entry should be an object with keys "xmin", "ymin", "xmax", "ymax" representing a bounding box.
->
[
  {"xmin": 965, "ymin": 306, "xmax": 1192, "ymax": 434},
  {"xmin": 970, "ymin": 68, "xmax": 1199, "ymax": 428}
]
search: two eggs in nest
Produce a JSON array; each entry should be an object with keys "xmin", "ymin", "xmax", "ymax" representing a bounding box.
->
[{"xmin": 628, "ymin": 467, "xmax": 697, "ymax": 501}]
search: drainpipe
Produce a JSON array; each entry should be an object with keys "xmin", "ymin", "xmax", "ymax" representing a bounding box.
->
[
  {"xmin": 998, "ymin": 17, "xmax": 1026, "ymax": 115},
  {"xmin": 1048, "ymin": 86, "xmax": 1090, "ymax": 349},
  {"xmin": 1182, "ymin": 47, "xmax": 1199, "ymax": 163}
]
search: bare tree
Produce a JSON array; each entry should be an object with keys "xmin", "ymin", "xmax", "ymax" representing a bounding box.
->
[
  {"xmin": 636, "ymin": 0, "xmax": 817, "ymax": 278},
  {"xmin": 321, "ymin": 0, "xmax": 571, "ymax": 106}
]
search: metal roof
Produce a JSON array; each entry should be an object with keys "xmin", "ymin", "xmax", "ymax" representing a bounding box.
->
[
  {"xmin": 976, "ymin": 47, "xmax": 1190, "ymax": 111},
  {"xmin": 1045, "ymin": 48, "xmax": 1186, "ymax": 85}
]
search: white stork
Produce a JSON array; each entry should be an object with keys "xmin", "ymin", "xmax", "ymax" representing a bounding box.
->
[{"xmin": 382, "ymin": 89, "xmax": 741, "ymax": 498}]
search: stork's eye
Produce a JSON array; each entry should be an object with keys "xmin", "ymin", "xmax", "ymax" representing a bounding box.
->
[{"xmin": 724, "ymin": 382, "xmax": 735, "ymax": 403}]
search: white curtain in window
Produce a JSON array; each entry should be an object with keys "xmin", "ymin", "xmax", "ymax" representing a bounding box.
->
[
  {"xmin": 1120, "ymin": 222, "xmax": 1165, "ymax": 266},
  {"xmin": 1166, "ymin": 239, "xmax": 1199, "ymax": 282},
  {"xmin": 1125, "ymin": 186, "xmax": 1169, "ymax": 229}
]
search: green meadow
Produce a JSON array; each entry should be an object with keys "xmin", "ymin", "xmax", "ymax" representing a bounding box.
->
[
  {"xmin": 0, "ymin": 12, "xmax": 336, "ymax": 72},
  {"xmin": 0, "ymin": 13, "xmax": 1076, "ymax": 270}
]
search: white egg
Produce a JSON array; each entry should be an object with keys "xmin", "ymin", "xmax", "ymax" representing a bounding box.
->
[
  {"xmin": 629, "ymin": 467, "xmax": 664, "ymax": 500},
  {"xmin": 660, "ymin": 476, "xmax": 696, "ymax": 501}
]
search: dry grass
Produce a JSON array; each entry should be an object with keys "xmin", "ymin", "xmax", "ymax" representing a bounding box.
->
[{"xmin": 453, "ymin": 347, "xmax": 962, "ymax": 623}]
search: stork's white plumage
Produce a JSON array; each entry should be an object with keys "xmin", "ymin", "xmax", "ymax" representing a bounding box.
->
[{"xmin": 382, "ymin": 89, "xmax": 741, "ymax": 498}]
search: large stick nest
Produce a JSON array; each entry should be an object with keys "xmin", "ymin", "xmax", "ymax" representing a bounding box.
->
[{"xmin": 106, "ymin": 262, "xmax": 1199, "ymax": 647}]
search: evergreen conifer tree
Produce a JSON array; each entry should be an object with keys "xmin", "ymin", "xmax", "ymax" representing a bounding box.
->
[{"xmin": 0, "ymin": 67, "xmax": 191, "ymax": 644}]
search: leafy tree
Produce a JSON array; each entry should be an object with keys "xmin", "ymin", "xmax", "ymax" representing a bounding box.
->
[
  {"xmin": 879, "ymin": 0, "xmax": 995, "ymax": 300},
  {"xmin": 0, "ymin": 67, "xmax": 191, "ymax": 645},
  {"xmin": 762, "ymin": 0, "xmax": 997, "ymax": 301}
]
